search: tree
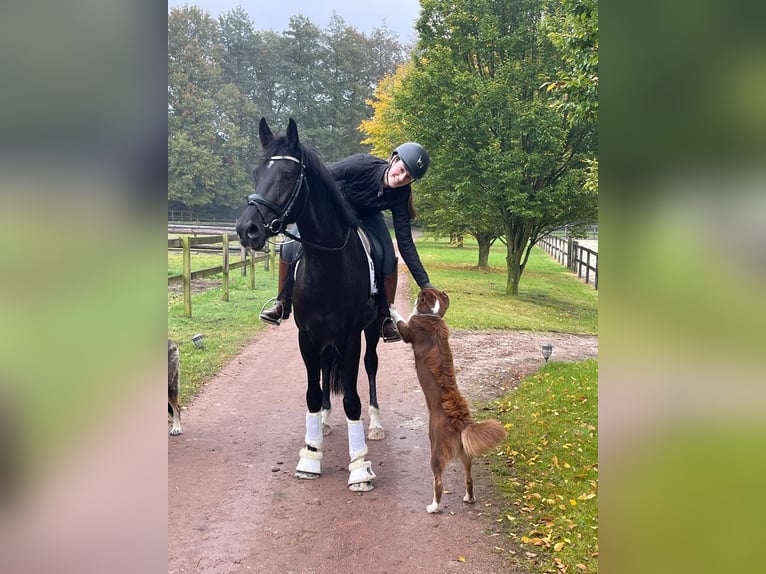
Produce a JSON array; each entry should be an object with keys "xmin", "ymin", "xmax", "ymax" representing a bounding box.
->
[
  {"xmin": 380, "ymin": 0, "xmax": 597, "ymax": 295},
  {"xmin": 168, "ymin": 7, "xmax": 251, "ymax": 211},
  {"xmin": 542, "ymin": 0, "xmax": 599, "ymax": 193}
]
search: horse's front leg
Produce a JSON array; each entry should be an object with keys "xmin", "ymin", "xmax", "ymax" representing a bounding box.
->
[
  {"xmin": 341, "ymin": 335, "xmax": 377, "ymax": 492},
  {"xmin": 363, "ymin": 322, "xmax": 384, "ymax": 440},
  {"xmin": 295, "ymin": 331, "xmax": 323, "ymax": 480}
]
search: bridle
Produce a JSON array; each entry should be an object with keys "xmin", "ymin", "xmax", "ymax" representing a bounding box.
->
[
  {"xmin": 247, "ymin": 155, "xmax": 307, "ymax": 235},
  {"xmin": 246, "ymin": 154, "xmax": 351, "ymax": 251}
]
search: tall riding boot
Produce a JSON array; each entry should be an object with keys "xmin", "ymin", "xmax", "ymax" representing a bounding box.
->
[
  {"xmin": 260, "ymin": 260, "xmax": 292, "ymax": 325},
  {"xmin": 380, "ymin": 271, "xmax": 401, "ymax": 342}
]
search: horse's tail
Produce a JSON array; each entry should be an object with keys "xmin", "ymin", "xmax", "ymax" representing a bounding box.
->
[
  {"xmin": 322, "ymin": 346, "xmax": 344, "ymax": 395},
  {"xmin": 461, "ymin": 419, "xmax": 507, "ymax": 458}
]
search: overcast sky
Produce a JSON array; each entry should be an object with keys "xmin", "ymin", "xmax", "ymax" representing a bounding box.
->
[{"xmin": 168, "ymin": 1, "xmax": 422, "ymax": 43}]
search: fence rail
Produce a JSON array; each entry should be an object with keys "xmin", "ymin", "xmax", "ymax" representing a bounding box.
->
[
  {"xmin": 537, "ymin": 236, "xmax": 598, "ymax": 289},
  {"xmin": 168, "ymin": 226, "xmax": 271, "ymax": 317}
]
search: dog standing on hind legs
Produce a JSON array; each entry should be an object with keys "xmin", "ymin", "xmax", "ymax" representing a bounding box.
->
[
  {"xmin": 390, "ymin": 288, "xmax": 507, "ymax": 513},
  {"xmin": 168, "ymin": 339, "xmax": 182, "ymax": 436}
]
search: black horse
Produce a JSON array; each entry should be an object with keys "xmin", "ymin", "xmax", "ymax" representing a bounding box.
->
[{"xmin": 236, "ymin": 118, "xmax": 383, "ymax": 491}]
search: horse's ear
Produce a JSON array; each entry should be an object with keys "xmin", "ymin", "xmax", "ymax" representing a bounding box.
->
[
  {"xmin": 259, "ymin": 117, "xmax": 274, "ymax": 147},
  {"xmin": 286, "ymin": 117, "xmax": 300, "ymax": 149}
]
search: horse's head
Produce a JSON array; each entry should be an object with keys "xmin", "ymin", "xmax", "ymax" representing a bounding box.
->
[{"xmin": 236, "ymin": 117, "xmax": 305, "ymax": 250}]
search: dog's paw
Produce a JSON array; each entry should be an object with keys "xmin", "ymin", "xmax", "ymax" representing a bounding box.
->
[
  {"xmin": 169, "ymin": 426, "xmax": 182, "ymax": 436},
  {"xmin": 426, "ymin": 502, "xmax": 441, "ymax": 513},
  {"xmin": 463, "ymin": 494, "xmax": 475, "ymax": 504}
]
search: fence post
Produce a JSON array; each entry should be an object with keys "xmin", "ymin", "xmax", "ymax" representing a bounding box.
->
[
  {"xmin": 182, "ymin": 236, "xmax": 192, "ymax": 318},
  {"xmin": 222, "ymin": 233, "xmax": 230, "ymax": 301},
  {"xmin": 249, "ymin": 252, "xmax": 255, "ymax": 289}
]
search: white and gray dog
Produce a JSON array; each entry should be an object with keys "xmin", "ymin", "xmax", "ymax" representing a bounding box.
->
[{"xmin": 168, "ymin": 339, "xmax": 182, "ymax": 435}]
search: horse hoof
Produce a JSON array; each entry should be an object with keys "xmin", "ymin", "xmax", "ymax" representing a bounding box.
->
[
  {"xmin": 367, "ymin": 427, "xmax": 385, "ymax": 441},
  {"xmin": 295, "ymin": 471, "xmax": 321, "ymax": 480},
  {"xmin": 349, "ymin": 481, "xmax": 374, "ymax": 492}
]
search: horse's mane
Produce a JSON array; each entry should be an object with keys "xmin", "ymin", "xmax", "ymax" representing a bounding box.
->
[{"xmin": 261, "ymin": 136, "xmax": 358, "ymax": 230}]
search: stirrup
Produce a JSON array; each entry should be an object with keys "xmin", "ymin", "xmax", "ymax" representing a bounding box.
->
[
  {"xmin": 381, "ymin": 318, "xmax": 401, "ymax": 343},
  {"xmin": 259, "ymin": 298, "xmax": 284, "ymax": 326}
]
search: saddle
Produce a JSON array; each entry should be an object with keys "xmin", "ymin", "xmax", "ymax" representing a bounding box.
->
[{"xmin": 285, "ymin": 223, "xmax": 382, "ymax": 327}]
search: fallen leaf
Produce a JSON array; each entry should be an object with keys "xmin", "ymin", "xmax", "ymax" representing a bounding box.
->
[
  {"xmin": 554, "ymin": 542, "xmax": 565, "ymax": 552},
  {"xmin": 457, "ymin": 556, "xmax": 466, "ymax": 563}
]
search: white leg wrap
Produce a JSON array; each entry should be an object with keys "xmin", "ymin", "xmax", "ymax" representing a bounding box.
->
[
  {"xmin": 348, "ymin": 459, "xmax": 376, "ymax": 485},
  {"xmin": 296, "ymin": 412, "xmax": 324, "ymax": 477},
  {"xmin": 347, "ymin": 419, "xmax": 376, "ymax": 486},
  {"xmin": 305, "ymin": 411, "xmax": 323, "ymax": 449},
  {"xmin": 347, "ymin": 418, "xmax": 368, "ymax": 460},
  {"xmin": 296, "ymin": 447, "xmax": 322, "ymax": 476}
]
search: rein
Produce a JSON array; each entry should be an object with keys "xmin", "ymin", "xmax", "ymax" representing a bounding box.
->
[{"xmin": 248, "ymin": 154, "xmax": 351, "ymax": 252}]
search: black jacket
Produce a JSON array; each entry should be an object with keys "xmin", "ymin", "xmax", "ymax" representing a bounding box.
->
[{"xmin": 329, "ymin": 154, "xmax": 430, "ymax": 287}]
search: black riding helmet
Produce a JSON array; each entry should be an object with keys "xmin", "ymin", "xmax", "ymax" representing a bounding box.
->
[{"xmin": 393, "ymin": 142, "xmax": 430, "ymax": 181}]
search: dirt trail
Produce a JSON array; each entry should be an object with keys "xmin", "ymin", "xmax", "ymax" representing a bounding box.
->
[{"xmin": 168, "ymin": 271, "xmax": 598, "ymax": 574}]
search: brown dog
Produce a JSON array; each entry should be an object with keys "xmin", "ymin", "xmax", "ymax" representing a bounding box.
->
[
  {"xmin": 168, "ymin": 339, "xmax": 182, "ymax": 436},
  {"xmin": 390, "ymin": 288, "xmax": 507, "ymax": 513}
]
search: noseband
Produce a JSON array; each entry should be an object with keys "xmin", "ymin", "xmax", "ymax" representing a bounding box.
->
[{"xmin": 247, "ymin": 155, "xmax": 307, "ymax": 235}]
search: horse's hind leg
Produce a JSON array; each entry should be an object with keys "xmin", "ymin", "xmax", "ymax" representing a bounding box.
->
[
  {"xmin": 363, "ymin": 323, "xmax": 384, "ymax": 440},
  {"xmin": 320, "ymin": 363, "xmax": 332, "ymax": 436}
]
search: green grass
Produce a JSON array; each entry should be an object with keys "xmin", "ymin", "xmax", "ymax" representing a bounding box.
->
[
  {"xmin": 409, "ymin": 236, "xmax": 597, "ymax": 334},
  {"xmin": 481, "ymin": 359, "xmax": 598, "ymax": 574},
  {"xmin": 168, "ymin": 253, "xmax": 278, "ymax": 406}
]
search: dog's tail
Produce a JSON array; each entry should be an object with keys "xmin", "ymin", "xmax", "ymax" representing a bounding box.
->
[{"xmin": 461, "ymin": 419, "xmax": 507, "ymax": 458}]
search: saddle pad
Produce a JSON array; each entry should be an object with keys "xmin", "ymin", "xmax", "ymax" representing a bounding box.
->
[{"xmin": 356, "ymin": 228, "xmax": 377, "ymax": 296}]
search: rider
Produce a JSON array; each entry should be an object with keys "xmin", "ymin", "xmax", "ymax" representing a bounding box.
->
[{"xmin": 259, "ymin": 142, "xmax": 435, "ymax": 342}]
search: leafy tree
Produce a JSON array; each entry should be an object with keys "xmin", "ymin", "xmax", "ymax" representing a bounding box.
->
[
  {"xmin": 375, "ymin": 0, "xmax": 597, "ymax": 295},
  {"xmin": 542, "ymin": 0, "xmax": 599, "ymax": 194},
  {"xmin": 168, "ymin": 7, "xmax": 251, "ymax": 211},
  {"xmin": 168, "ymin": 7, "xmax": 411, "ymax": 214}
]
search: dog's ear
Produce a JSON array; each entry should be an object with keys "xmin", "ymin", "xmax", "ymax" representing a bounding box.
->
[{"xmin": 436, "ymin": 289, "xmax": 449, "ymax": 316}]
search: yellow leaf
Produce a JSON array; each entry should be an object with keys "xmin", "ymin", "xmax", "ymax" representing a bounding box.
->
[
  {"xmin": 570, "ymin": 499, "xmax": 578, "ymax": 506},
  {"xmin": 554, "ymin": 542, "xmax": 565, "ymax": 552},
  {"xmin": 576, "ymin": 564, "xmax": 588, "ymax": 571},
  {"xmin": 457, "ymin": 556, "xmax": 466, "ymax": 563}
]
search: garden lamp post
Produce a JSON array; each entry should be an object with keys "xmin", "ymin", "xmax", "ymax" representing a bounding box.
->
[{"xmin": 541, "ymin": 343, "xmax": 553, "ymax": 363}]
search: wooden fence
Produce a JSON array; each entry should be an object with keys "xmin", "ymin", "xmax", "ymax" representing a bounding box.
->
[
  {"xmin": 537, "ymin": 236, "xmax": 598, "ymax": 289},
  {"xmin": 168, "ymin": 225, "xmax": 271, "ymax": 317}
]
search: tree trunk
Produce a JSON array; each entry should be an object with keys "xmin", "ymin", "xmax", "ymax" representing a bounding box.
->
[
  {"xmin": 477, "ymin": 236, "xmax": 491, "ymax": 267},
  {"xmin": 504, "ymin": 220, "xmax": 531, "ymax": 296}
]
